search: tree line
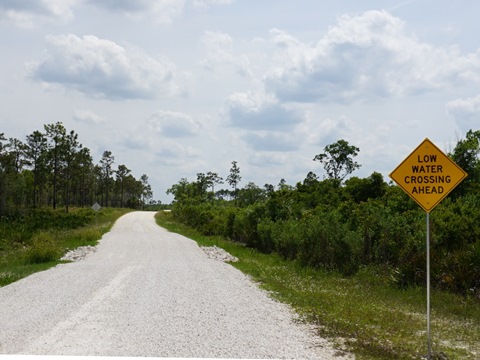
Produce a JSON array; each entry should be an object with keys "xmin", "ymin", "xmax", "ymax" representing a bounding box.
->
[
  {"xmin": 167, "ymin": 131, "xmax": 480, "ymax": 297},
  {"xmin": 0, "ymin": 122, "xmax": 153, "ymax": 216}
]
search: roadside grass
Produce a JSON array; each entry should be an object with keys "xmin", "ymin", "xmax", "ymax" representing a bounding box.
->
[
  {"xmin": 0, "ymin": 208, "xmax": 130, "ymax": 287},
  {"xmin": 155, "ymin": 211, "xmax": 480, "ymax": 360}
]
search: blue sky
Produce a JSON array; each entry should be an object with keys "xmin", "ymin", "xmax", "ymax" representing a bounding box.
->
[{"xmin": 1, "ymin": 0, "xmax": 479, "ymax": 203}]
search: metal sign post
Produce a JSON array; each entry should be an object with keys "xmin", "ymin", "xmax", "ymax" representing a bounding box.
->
[
  {"xmin": 92, "ymin": 202, "xmax": 101, "ymax": 225},
  {"xmin": 390, "ymin": 138, "xmax": 467, "ymax": 359},
  {"xmin": 426, "ymin": 212, "xmax": 431, "ymax": 358}
]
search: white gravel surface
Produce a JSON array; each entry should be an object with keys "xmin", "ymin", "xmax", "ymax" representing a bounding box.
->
[{"xmin": 0, "ymin": 211, "xmax": 352, "ymax": 359}]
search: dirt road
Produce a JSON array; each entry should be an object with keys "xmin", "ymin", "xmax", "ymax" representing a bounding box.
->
[{"xmin": 0, "ymin": 211, "xmax": 350, "ymax": 359}]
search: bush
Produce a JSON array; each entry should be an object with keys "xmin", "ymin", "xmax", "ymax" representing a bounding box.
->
[
  {"xmin": 231, "ymin": 203, "xmax": 267, "ymax": 247},
  {"xmin": 167, "ymin": 178, "xmax": 480, "ymax": 296},
  {"xmin": 268, "ymin": 210, "xmax": 361, "ymax": 275},
  {"xmin": 256, "ymin": 218, "xmax": 276, "ymax": 253},
  {"xmin": 25, "ymin": 232, "xmax": 61, "ymax": 264},
  {"xmin": 271, "ymin": 219, "xmax": 302, "ymax": 260},
  {"xmin": 297, "ymin": 211, "xmax": 361, "ymax": 275}
]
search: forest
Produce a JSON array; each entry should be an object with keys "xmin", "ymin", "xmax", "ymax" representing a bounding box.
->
[
  {"xmin": 1, "ymin": 122, "xmax": 479, "ymax": 297},
  {"xmin": 167, "ymin": 130, "xmax": 480, "ymax": 297},
  {"xmin": 0, "ymin": 122, "xmax": 154, "ymax": 216}
]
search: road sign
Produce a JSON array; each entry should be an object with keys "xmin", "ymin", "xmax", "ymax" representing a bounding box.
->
[
  {"xmin": 389, "ymin": 138, "xmax": 467, "ymax": 212},
  {"xmin": 92, "ymin": 202, "xmax": 101, "ymax": 212},
  {"xmin": 390, "ymin": 138, "xmax": 468, "ymax": 358}
]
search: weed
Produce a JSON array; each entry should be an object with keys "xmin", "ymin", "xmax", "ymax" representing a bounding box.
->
[
  {"xmin": 0, "ymin": 207, "xmax": 131, "ymax": 287},
  {"xmin": 25, "ymin": 232, "xmax": 61, "ymax": 264}
]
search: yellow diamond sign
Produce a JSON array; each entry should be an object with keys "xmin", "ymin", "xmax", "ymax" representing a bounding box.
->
[{"xmin": 389, "ymin": 138, "xmax": 467, "ymax": 212}]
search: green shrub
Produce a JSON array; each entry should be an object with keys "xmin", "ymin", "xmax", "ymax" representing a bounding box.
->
[
  {"xmin": 271, "ymin": 219, "xmax": 302, "ymax": 260},
  {"xmin": 66, "ymin": 226, "xmax": 103, "ymax": 247},
  {"xmin": 224, "ymin": 207, "xmax": 237, "ymax": 239},
  {"xmin": 434, "ymin": 241, "xmax": 480, "ymax": 296},
  {"xmin": 433, "ymin": 195, "xmax": 480, "ymax": 251},
  {"xmin": 297, "ymin": 211, "xmax": 361, "ymax": 275},
  {"xmin": 25, "ymin": 232, "xmax": 61, "ymax": 264},
  {"xmin": 232, "ymin": 203, "xmax": 268, "ymax": 250},
  {"xmin": 0, "ymin": 222, "xmax": 33, "ymax": 248},
  {"xmin": 256, "ymin": 218, "xmax": 275, "ymax": 253},
  {"xmin": 232, "ymin": 207, "xmax": 255, "ymax": 243},
  {"xmin": 167, "ymin": 178, "xmax": 480, "ymax": 296}
]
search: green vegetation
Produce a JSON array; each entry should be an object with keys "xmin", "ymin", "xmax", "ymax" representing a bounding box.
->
[
  {"xmin": 0, "ymin": 121, "xmax": 167, "ymax": 285},
  {"xmin": 166, "ymin": 136, "xmax": 480, "ymax": 297},
  {"xmin": 0, "ymin": 207, "xmax": 130, "ymax": 287},
  {"xmin": 156, "ymin": 211, "xmax": 480, "ymax": 360},
  {"xmin": 0, "ymin": 122, "xmax": 159, "ymax": 216},
  {"xmin": 162, "ymin": 134, "xmax": 480, "ymax": 359}
]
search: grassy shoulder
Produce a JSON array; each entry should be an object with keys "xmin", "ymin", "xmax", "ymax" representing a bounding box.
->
[
  {"xmin": 155, "ymin": 210, "xmax": 480, "ymax": 360},
  {"xmin": 0, "ymin": 207, "xmax": 131, "ymax": 287}
]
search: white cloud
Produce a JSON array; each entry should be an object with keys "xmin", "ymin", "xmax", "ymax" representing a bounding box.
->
[
  {"xmin": 223, "ymin": 90, "xmax": 307, "ymax": 153},
  {"xmin": 122, "ymin": 111, "xmax": 202, "ymax": 166},
  {"xmin": 27, "ymin": 34, "xmax": 187, "ymax": 100},
  {"xmin": 125, "ymin": 133, "xmax": 198, "ymax": 166},
  {"xmin": 200, "ymin": 31, "xmax": 252, "ymax": 78},
  {"xmin": 265, "ymin": 10, "xmax": 480, "ymax": 103},
  {"xmin": 72, "ymin": 108, "xmax": 105, "ymax": 124},
  {"xmin": 248, "ymin": 152, "xmax": 288, "ymax": 168},
  {"xmin": 305, "ymin": 116, "xmax": 351, "ymax": 147},
  {"xmin": 192, "ymin": 0, "xmax": 233, "ymax": 8},
  {"xmin": 147, "ymin": 110, "xmax": 201, "ymax": 138},
  {"xmin": 446, "ymin": 96, "xmax": 480, "ymax": 133},
  {"xmin": 154, "ymin": 141, "xmax": 197, "ymax": 164},
  {"xmin": 0, "ymin": 0, "xmax": 78, "ymax": 27},
  {"xmin": 200, "ymin": 31, "xmax": 234, "ymax": 70},
  {"xmin": 242, "ymin": 131, "xmax": 299, "ymax": 152},
  {"xmin": 86, "ymin": 0, "xmax": 153, "ymax": 12},
  {"xmin": 0, "ymin": 0, "xmax": 231, "ymax": 28},
  {"xmin": 85, "ymin": 0, "xmax": 185, "ymax": 24},
  {"xmin": 225, "ymin": 91, "xmax": 303, "ymax": 130}
]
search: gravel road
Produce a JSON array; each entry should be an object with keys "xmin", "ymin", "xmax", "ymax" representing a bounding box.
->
[{"xmin": 0, "ymin": 211, "xmax": 351, "ymax": 359}]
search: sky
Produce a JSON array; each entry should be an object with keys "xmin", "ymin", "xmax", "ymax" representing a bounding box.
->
[{"xmin": 1, "ymin": 0, "xmax": 479, "ymax": 203}]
